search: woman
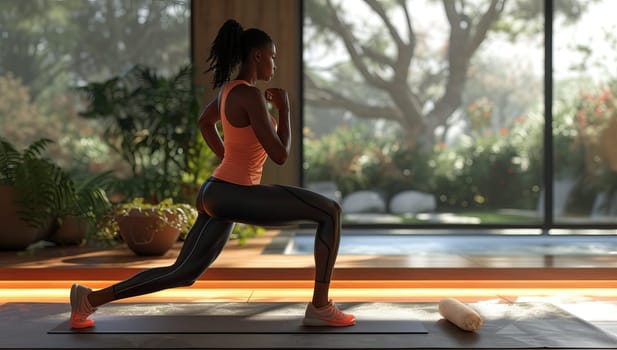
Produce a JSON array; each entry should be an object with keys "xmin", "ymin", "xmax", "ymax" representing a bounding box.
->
[{"xmin": 69, "ymin": 19, "xmax": 355, "ymax": 329}]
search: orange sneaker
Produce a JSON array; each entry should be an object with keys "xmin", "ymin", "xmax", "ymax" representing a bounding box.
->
[
  {"xmin": 303, "ymin": 300, "xmax": 356, "ymax": 327},
  {"xmin": 70, "ymin": 283, "xmax": 97, "ymax": 329}
]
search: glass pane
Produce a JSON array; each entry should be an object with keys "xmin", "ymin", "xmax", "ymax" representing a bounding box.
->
[
  {"xmin": 303, "ymin": 0, "xmax": 544, "ymax": 225},
  {"xmin": 553, "ymin": 0, "xmax": 617, "ymax": 225},
  {"xmin": 0, "ymin": 0, "xmax": 190, "ymax": 194}
]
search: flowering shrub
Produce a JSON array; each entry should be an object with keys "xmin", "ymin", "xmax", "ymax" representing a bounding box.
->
[
  {"xmin": 570, "ymin": 85, "xmax": 617, "ymax": 212},
  {"xmin": 304, "ymin": 84, "xmax": 617, "ymax": 216},
  {"xmin": 467, "ymin": 97, "xmax": 493, "ymax": 133},
  {"xmin": 431, "ymin": 126, "xmax": 542, "ymax": 211},
  {"xmin": 304, "ymin": 122, "xmax": 542, "ymax": 211},
  {"xmin": 574, "ymin": 87, "xmax": 617, "ymax": 175},
  {"xmin": 304, "ymin": 124, "xmax": 433, "ymax": 200}
]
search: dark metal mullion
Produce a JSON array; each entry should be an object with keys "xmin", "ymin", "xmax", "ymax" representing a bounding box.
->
[
  {"xmin": 299, "ymin": 0, "xmax": 306, "ymax": 187},
  {"xmin": 189, "ymin": 0, "xmax": 194, "ymax": 67},
  {"xmin": 543, "ymin": 0, "xmax": 554, "ymax": 234}
]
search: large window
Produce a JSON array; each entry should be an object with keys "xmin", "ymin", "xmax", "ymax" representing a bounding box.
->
[
  {"xmin": 0, "ymin": 0, "xmax": 190, "ymax": 182},
  {"xmin": 303, "ymin": 0, "xmax": 617, "ymax": 228},
  {"xmin": 553, "ymin": 0, "xmax": 617, "ymax": 225}
]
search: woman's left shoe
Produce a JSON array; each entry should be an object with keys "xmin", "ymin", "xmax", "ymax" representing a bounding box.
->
[{"xmin": 70, "ymin": 283, "xmax": 97, "ymax": 329}]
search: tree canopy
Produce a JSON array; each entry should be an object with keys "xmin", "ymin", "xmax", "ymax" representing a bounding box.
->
[{"xmin": 0, "ymin": 0, "xmax": 189, "ymax": 101}]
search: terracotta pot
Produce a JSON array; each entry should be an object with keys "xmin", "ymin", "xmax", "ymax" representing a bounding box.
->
[
  {"xmin": 48, "ymin": 215, "xmax": 90, "ymax": 245},
  {"xmin": 117, "ymin": 209, "xmax": 181, "ymax": 256},
  {"xmin": 0, "ymin": 185, "xmax": 51, "ymax": 250}
]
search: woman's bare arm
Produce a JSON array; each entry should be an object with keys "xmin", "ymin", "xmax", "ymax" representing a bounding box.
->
[
  {"xmin": 242, "ymin": 86, "xmax": 291, "ymax": 165},
  {"xmin": 198, "ymin": 99, "xmax": 225, "ymax": 161}
]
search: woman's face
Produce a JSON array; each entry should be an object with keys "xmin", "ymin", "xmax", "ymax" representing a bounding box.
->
[{"xmin": 257, "ymin": 42, "xmax": 277, "ymax": 82}]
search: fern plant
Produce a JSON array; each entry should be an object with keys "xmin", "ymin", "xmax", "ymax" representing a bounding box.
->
[
  {"xmin": 1, "ymin": 138, "xmax": 67, "ymax": 229},
  {"xmin": 0, "ymin": 138, "xmax": 28, "ymax": 185},
  {"xmin": 58, "ymin": 171, "xmax": 113, "ymax": 224}
]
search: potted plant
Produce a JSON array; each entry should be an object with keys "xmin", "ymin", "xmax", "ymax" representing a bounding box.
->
[
  {"xmin": 47, "ymin": 171, "xmax": 114, "ymax": 245},
  {"xmin": 100, "ymin": 198, "xmax": 197, "ymax": 256},
  {"xmin": 0, "ymin": 138, "xmax": 73, "ymax": 250}
]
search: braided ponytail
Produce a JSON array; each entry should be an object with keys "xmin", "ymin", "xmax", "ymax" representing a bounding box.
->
[{"xmin": 206, "ymin": 19, "xmax": 273, "ymax": 89}]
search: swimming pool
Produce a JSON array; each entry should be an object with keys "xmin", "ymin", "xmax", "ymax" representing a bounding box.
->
[{"xmin": 269, "ymin": 230, "xmax": 617, "ymax": 256}]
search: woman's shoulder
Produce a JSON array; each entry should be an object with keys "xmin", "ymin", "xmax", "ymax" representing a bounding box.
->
[
  {"xmin": 224, "ymin": 80, "xmax": 256, "ymax": 93},
  {"xmin": 221, "ymin": 81, "xmax": 264, "ymax": 113},
  {"xmin": 226, "ymin": 79, "xmax": 254, "ymax": 89},
  {"xmin": 226, "ymin": 81, "xmax": 261, "ymax": 100}
]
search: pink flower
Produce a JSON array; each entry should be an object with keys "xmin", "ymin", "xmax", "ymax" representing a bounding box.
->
[
  {"xmin": 515, "ymin": 115, "xmax": 527, "ymax": 124},
  {"xmin": 598, "ymin": 89, "xmax": 611, "ymax": 102}
]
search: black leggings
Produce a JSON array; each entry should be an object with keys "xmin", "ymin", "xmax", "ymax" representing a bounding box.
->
[{"xmin": 113, "ymin": 177, "xmax": 341, "ymax": 300}]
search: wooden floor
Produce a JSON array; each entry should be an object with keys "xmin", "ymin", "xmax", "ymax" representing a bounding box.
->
[{"xmin": 2, "ymin": 228, "xmax": 617, "ymax": 287}]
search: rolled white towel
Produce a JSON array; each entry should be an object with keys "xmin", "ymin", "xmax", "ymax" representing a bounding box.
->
[{"xmin": 438, "ymin": 298, "xmax": 483, "ymax": 332}]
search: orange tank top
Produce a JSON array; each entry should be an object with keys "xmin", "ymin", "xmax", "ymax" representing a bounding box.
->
[{"xmin": 211, "ymin": 80, "xmax": 274, "ymax": 185}]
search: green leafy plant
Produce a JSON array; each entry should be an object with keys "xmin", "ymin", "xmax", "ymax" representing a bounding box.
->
[
  {"xmin": 0, "ymin": 137, "xmax": 74, "ymax": 229},
  {"xmin": 56, "ymin": 171, "xmax": 114, "ymax": 225},
  {"xmin": 431, "ymin": 133, "xmax": 541, "ymax": 211},
  {"xmin": 76, "ymin": 64, "xmax": 207, "ymax": 203},
  {"xmin": 304, "ymin": 124, "xmax": 434, "ymax": 199},
  {"xmin": 230, "ymin": 223, "xmax": 265, "ymax": 246}
]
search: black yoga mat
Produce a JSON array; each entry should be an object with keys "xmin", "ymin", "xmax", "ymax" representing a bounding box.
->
[
  {"xmin": 49, "ymin": 315, "xmax": 426, "ymax": 334},
  {"xmin": 23, "ymin": 302, "xmax": 616, "ymax": 348}
]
